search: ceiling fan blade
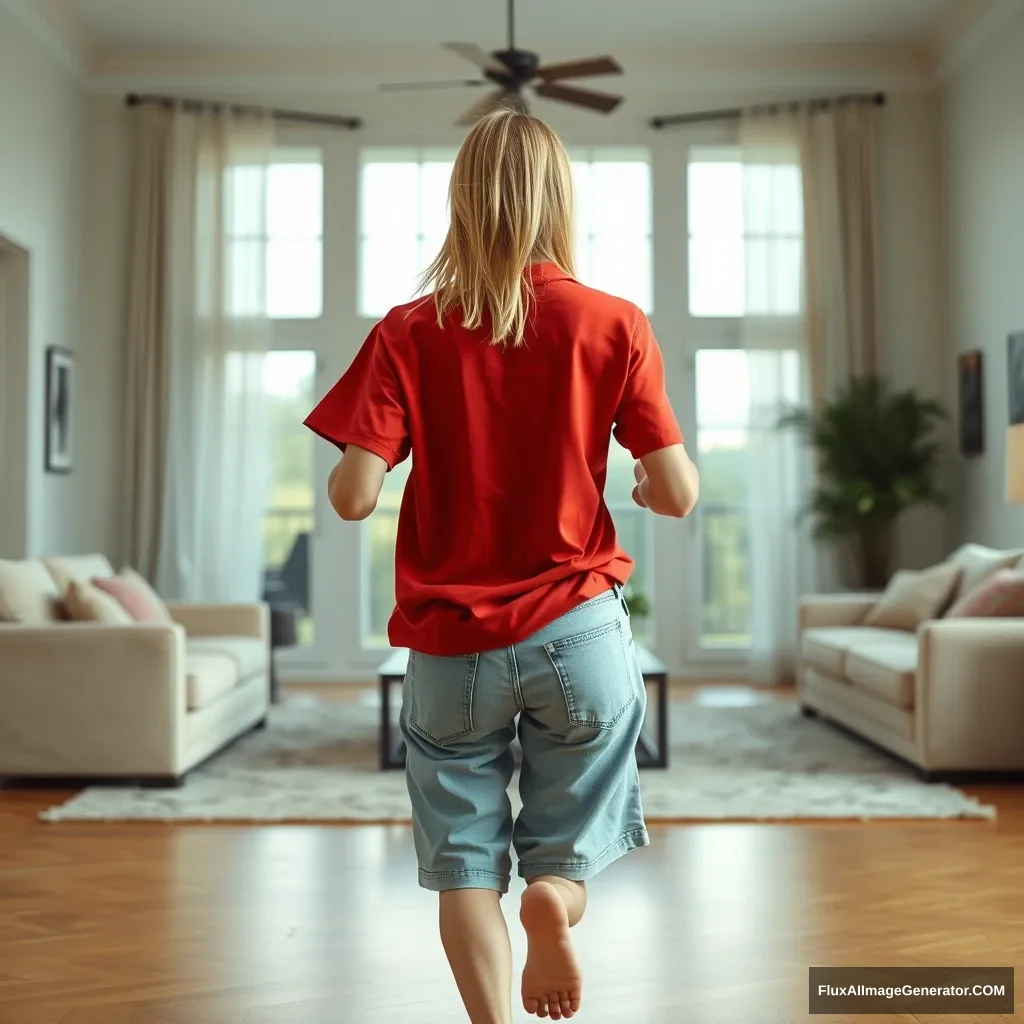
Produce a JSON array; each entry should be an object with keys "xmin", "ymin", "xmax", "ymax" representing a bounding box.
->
[
  {"xmin": 534, "ymin": 82, "xmax": 623, "ymax": 114},
  {"xmin": 455, "ymin": 90, "xmax": 526, "ymax": 126},
  {"xmin": 534, "ymin": 56, "xmax": 623, "ymax": 82},
  {"xmin": 442, "ymin": 41, "xmax": 508, "ymax": 75},
  {"xmin": 379, "ymin": 79, "xmax": 487, "ymax": 93}
]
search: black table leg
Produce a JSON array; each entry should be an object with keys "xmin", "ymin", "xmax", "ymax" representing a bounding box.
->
[
  {"xmin": 636, "ymin": 672, "xmax": 669, "ymax": 769},
  {"xmin": 379, "ymin": 674, "xmax": 408, "ymax": 770}
]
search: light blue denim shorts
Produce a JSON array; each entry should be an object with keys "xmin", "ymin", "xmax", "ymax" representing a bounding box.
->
[{"xmin": 400, "ymin": 587, "xmax": 649, "ymax": 894}]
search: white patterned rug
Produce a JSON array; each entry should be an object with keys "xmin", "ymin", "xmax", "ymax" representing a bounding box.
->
[{"xmin": 41, "ymin": 694, "xmax": 995, "ymax": 823}]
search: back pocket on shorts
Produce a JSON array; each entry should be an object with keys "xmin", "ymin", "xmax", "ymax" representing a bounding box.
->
[
  {"xmin": 544, "ymin": 620, "xmax": 636, "ymax": 729},
  {"xmin": 406, "ymin": 650, "xmax": 480, "ymax": 745}
]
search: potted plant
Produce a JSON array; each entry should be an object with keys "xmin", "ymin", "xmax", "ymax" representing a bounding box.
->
[{"xmin": 778, "ymin": 375, "xmax": 947, "ymax": 590}]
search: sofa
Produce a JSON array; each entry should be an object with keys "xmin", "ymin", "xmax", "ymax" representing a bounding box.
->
[
  {"xmin": 798, "ymin": 544, "xmax": 1024, "ymax": 779},
  {"xmin": 0, "ymin": 554, "xmax": 270, "ymax": 786}
]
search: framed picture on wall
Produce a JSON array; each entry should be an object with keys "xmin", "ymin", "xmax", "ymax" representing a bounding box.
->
[
  {"xmin": 1008, "ymin": 332, "xmax": 1024, "ymax": 426},
  {"xmin": 958, "ymin": 350, "xmax": 984, "ymax": 456},
  {"xmin": 44, "ymin": 346, "xmax": 74, "ymax": 474}
]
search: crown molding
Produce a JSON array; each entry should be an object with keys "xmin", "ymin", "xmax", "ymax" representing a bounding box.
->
[
  {"xmin": 0, "ymin": 0, "xmax": 93, "ymax": 77},
  {"xmin": 934, "ymin": 0, "xmax": 1024, "ymax": 78}
]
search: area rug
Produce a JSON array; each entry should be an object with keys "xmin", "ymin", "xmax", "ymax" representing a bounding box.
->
[{"xmin": 40, "ymin": 694, "xmax": 995, "ymax": 822}]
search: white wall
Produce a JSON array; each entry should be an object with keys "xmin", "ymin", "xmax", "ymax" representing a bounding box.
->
[
  {"xmin": 0, "ymin": 3, "xmax": 120, "ymax": 559},
  {"xmin": 943, "ymin": 6, "xmax": 1024, "ymax": 548}
]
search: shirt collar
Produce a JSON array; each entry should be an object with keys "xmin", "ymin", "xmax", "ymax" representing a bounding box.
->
[{"xmin": 528, "ymin": 262, "xmax": 573, "ymax": 285}]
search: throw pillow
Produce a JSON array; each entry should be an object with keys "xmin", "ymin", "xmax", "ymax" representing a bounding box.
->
[
  {"xmin": 0, "ymin": 558, "xmax": 62, "ymax": 624},
  {"xmin": 864, "ymin": 562, "xmax": 963, "ymax": 632},
  {"xmin": 944, "ymin": 544, "xmax": 1024, "ymax": 601},
  {"xmin": 93, "ymin": 568, "xmax": 173, "ymax": 624},
  {"xmin": 945, "ymin": 568, "xmax": 1024, "ymax": 618},
  {"xmin": 64, "ymin": 579, "xmax": 135, "ymax": 625}
]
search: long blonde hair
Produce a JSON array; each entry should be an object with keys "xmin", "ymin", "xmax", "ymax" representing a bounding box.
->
[{"xmin": 421, "ymin": 109, "xmax": 576, "ymax": 347}]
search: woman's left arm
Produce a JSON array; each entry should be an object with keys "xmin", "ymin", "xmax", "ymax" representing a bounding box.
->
[{"xmin": 328, "ymin": 445, "xmax": 389, "ymax": 521}]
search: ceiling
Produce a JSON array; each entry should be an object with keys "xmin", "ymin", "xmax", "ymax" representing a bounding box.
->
[
  {"xmin": 4, "ymin": 0, "xmax": 1020, "ymax": 93},
  {"xmin": 58, "ymin": 0, "xmax": 963, "ymax": 53}
]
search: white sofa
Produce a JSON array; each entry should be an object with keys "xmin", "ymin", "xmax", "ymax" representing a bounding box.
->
[
  {"xmin": 798, "ymin": 544, "xmax": 1024, "ymax": 779},
  {"xmin": 0, "ymin": 554, "xmax": 270, "ymax": 786}
]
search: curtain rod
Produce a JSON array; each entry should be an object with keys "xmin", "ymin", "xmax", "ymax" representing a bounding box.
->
[
  {"xmin": 124, "ymin": 93, "xmax": 362, "ymax": 130},
  {"xmin": 649, "ymin": 91, "xmax": 887, "ymax": 130}
]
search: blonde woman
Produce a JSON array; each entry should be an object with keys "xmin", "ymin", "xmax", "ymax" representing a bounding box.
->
[{"xmin": 306, "ymin": 110, "xmax": 698, "ymax": 1023}]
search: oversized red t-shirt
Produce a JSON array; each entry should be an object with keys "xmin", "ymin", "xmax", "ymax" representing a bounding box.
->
[{"xmin": 304, "ymin": 262, "xmax": 683, "ymax": 656}]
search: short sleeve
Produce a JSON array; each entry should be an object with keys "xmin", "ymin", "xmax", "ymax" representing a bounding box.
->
[
  {"xmin": 303, "ymin": 324, "xmax": 411, "ymax": 469},
  {"xmin": 612, "ymin": 311, "xmax": 684, "ymax": 459}
]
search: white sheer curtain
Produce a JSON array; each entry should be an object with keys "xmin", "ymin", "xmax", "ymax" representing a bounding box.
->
[
  {"xmin": 124, "ymin": 105, "xmax": 274, "ymax": 602},
  {"xmin": 738, "ymin": 117, "xmax": 816, "ymax": 684}
]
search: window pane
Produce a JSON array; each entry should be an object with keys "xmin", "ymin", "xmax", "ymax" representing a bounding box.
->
[
  {"xmin": 589, "ymin": 163, "xmax": 651, "ymax": 235},
  {"xmin": 420, "ymin": 162, "xmax": 454, "ymax": 237},
  {"xmin": 688, "ymin": 161, "xmax": 743, "ymax": 237},
  {"xmin": 227, "ymin": 239, "xmax": 265, "ymax": 317},
  {"xmin": 688, "ymin": 237, "xmax": 744, "ymax": 317},
  {"xmin": 226, "ymin": 164, "xmax": 266, "ymax": 237},
  {"xmin": 745, "ymin": 238, "xmax": 802, "ymax": 316},
  {"xmin": 267, "ymin": 163, "xmax": 323, "ymax": 238},
  {"xmin": 695, "ymin": 350, "xmax": 753, "ymax": 649},
  {"xmin": 360, "ymin": 235, "xmax": 421, "ymax": 317},
  {"xmin": 589, "ymin": 235, "xmax": 652, "ymax": 310},
  {"xmin": 362, "ymin": 162, "xmax": 419, "ymax": 235},
  {"xmin": 262, "ymin": 350, "xmax": 316, "ymax": 644},
  {"xmin": 571, "ymin": 161, "xmax": 593, "ymax": 235},
  {"xmin": 695, "ymin": 350, "xmax": 750, "ymax": 427},
  {"xmin": 267, "ymin": 239, "xmax": 323, "ymax": 319}
]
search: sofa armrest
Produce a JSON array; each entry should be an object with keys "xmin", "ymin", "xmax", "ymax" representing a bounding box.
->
[
  {"xmin": 798, "ymin": 593, "xmax": 881, "ymax": 631},
  {"xmin": 917, "ymin": 619, "xmax": 1024, "ymax": 770},
  {"xmin": 0, "ymin": 623, "xmax": 188, "ymax": 776},
  {"xmin": 166, "ymin": 602, "xmax": 269, "ymax": 640}
]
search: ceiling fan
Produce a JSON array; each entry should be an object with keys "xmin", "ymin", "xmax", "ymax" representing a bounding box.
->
[{"xmin": 379, "ymin": 0, "xmax": 624, "ymax": 125}]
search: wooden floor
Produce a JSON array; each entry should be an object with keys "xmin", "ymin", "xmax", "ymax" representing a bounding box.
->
[{"xmin": 2, "ymin": 686, "xmax": 1023, "ymax": 1023}]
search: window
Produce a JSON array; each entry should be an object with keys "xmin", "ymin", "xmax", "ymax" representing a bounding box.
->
[
  {"xmin": 694, "ymin": 348, "xmax": 800, "ymax": 649},
  {"xmin": 570, "ymin": 147, "xmax": 653, "ymax": 312},
  {"xmin": 227, "ymin": 148, "xmax": 324, "ymax": 320},
  {"xmin": 362, "ymin": 460, "xmax": 409, "ymax": 647},
  {"xmin": 688, "ymin": 147, "xmax": 802, "ymax": 318},
  {"xmin": 358, "ymin": 148, "xmax": 456, "ymax": 319},
  {"xmin": 358, "ymin": 147, "xmax": 654, "ymax": 319},
  {"xmin": 603, "ymin": 442, "xmax": 653, "ymax": 643},
  {"xmin": 262, "ymin": 350, "xmax": 316, "ymax": 644}
]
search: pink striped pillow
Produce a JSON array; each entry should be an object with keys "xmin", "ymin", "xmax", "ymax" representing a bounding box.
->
[
  {"xmin": 92, "ymin": 572, "xmax": 169, "ymax": 623},
  {"xmin": 945, "ymin": 568, "xmax": 1024, "ymax": 618}
]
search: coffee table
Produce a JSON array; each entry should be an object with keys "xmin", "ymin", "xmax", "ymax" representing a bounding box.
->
[{"xmin": 377, "ymin": 643, "xmax": 669, "ymax": 771}]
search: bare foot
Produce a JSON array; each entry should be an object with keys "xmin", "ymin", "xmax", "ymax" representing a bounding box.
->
[{"xmin": 520, "ymin": 882, "xmax": 583, "ymax": 1020}]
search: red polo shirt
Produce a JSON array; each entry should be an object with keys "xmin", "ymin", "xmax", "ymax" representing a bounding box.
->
[{"xmin": 304, "ymin": 263, "xmax": 683, "ymax": 656}]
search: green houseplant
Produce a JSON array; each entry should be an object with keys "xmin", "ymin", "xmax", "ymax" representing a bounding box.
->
[
  {"xmin": 778, "ymin": 375, "xmax": 947, "ymax": 590},
  {"xmin": 623, "ymin": 588, "xmax": 651, "ymax": 620}
]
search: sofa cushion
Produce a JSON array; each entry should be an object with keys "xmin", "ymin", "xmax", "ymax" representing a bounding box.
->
[
  {"xmin": 185, "ymin": 652, "xmax": 240, "ymax": 710},
  {"xmin": 864, "ymin": 562, "xmax": 962, "ymax": 632},
  {"xmin": 844, "ymin": 634, "xmax": 918, "ymax": 710},
  {"xmin": 64, "ymin": 578, "xmax": 134, "ymax": 625},
  {"xmin": 186, "ymin": 637, "xmax": 268, "ymax": 681},
  {"xmin": 946, "ymin": 568, "xmax": 1024, "ymax": 619},
  {"xmin": 945, "ymin": 544, "xmax": 1024, "ymax": 602},
  {"xmin": 93, "ymin": 568, "xmax": 174, "ymax": 624},
  {"xmin": 44, "ymin": 554, "xmax": 115, "ymax": 593},
  {"xmin": 0, "ymin": 559, "xmax": 62, "ymax": 624},
  {"xmin": 802, "ymin": 626, "xmax": 911, "ymax": 678}
]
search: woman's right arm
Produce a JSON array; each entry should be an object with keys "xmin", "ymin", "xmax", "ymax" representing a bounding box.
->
[{"xmin": 632, "ymin": 445, "xmax": 699, "ymax": 518}]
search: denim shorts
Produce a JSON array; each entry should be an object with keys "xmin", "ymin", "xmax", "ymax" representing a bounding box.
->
[{"xmin": 399, "ymin": 587, "xmax": 649, "ymax": 894}]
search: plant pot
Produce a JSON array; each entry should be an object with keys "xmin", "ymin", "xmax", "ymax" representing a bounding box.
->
[{"xmin": 852, "ymin": 523, "xmax": 895, "ymax": 591}]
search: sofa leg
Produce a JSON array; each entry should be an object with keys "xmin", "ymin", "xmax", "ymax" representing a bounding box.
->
[
  {"xmin": 800, "ymin": 705, "xmax": 817, "ymax": 718},
  {"xmin": 254, "ymin": 716, "xmax": 268, "ymax": 731}
]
